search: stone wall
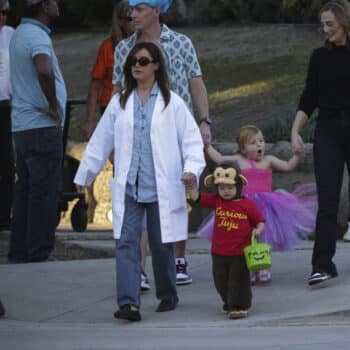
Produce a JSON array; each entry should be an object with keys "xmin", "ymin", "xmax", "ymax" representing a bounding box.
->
[{"xmin": 64, "ymin": 141, "xmax": 349, "ymax": 236}]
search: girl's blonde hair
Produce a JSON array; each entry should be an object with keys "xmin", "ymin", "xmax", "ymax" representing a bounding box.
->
[
  {"xmin": 236, "ymin": 125, "xmax": 262, "ymax": 154},
  {"xmin": 320, "ymin": 0, "xmax": 350, "ymax": 46}
]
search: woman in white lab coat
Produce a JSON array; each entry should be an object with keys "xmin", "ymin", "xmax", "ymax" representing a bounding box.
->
[{"xmin": 74, "ymin": 42, "xmax": 205, "ymax": 322}]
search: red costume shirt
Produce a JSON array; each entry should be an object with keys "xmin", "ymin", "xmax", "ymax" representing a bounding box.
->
[
  {"xmin": 200, "ymin": 193, "xmax": 265, "ymax": 256},
  {"xmin": 91, "ymin": 38, "xmax": 114, "ymax": 108}
]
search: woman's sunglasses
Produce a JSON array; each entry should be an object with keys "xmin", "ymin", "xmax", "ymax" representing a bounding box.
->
[
  {"xmin": 0, "ymin": 9, "xmax": 10, "ymax": 16},
  {"xmin": 131, "ymin": 57, "xmax": 156, "ymax": 67}
]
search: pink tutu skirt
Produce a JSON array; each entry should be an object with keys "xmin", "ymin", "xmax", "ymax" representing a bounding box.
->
[{"xmin": 197, "ymin": 184, "xmax": 317, "ymax": 251}]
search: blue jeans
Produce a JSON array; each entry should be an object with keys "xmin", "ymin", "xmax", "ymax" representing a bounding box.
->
[
  {"xmin": 0, "ymin": 104, "xmax": 14, "ymax": 226},
  {"xmin": 8, "ymin": 127, "xmax": 62, "ymax": 262},
  {"xmin": 115, "ymin": 195, "xmax": 178, "ymax": 307}
]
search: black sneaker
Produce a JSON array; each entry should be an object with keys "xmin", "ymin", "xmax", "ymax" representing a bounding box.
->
[
  {"xmin": 0, "ymin": 300, "xmax": 5, "ymax": 317},
  {"xmin": 308, "ymin": 271, "xmax": 337, "ymax": 286},
  {"xmin": 114, "ymin": 304, "xmax": 141, "ymax": 322},
  {"xmin": 156, "ymin": 298, "xmax": 178, "ymax": 312}
]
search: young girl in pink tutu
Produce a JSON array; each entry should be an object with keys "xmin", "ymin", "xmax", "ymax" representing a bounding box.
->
[{"xmin": 201, "ymin": 124, "xmax": 316, "ymax": 283}]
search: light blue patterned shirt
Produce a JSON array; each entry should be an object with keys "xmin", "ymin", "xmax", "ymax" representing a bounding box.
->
[
  {"xmin": 126, "ymin": 83, "xmax": 159, "ymax": 202},
  {"xmin": 112, "ymin": 24, "xmax": 202, "ymax": 112}
]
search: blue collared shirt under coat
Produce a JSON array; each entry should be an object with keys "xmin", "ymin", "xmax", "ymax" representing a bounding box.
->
[{"xmin": 126, "ymin": 83, "xmax": 159, "ymax": 202}]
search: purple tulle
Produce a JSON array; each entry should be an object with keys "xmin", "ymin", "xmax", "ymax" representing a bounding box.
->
[{"xmin": 197, "ymin": 183, "xmax": 317, "ymax": 251}]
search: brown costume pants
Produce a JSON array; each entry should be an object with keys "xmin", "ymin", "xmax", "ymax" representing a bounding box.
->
[{"xmin": 212, "ymin": 254, "xmax": 252, "ymax": 311}]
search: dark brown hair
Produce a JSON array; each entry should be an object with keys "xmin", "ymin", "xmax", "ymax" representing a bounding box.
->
[{"xmin": 119, "ymin": 41, "xmax": 170, "ymax": 109}]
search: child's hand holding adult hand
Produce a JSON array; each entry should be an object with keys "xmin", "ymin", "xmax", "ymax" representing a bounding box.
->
[{"xmin": 182, "ymin": 172, "xmax": 196, "ymax": 189}]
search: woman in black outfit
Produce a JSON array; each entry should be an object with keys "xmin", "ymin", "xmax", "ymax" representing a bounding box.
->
[{"xmin": 291, "ymin": 0, "xmax": 350, "ymax": 286}]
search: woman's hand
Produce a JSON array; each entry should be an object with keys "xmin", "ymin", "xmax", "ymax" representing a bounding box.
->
[
  {"xmin": 291, "ymin": 111, "xmax": 308, "ymax": 154},
  {"xmin": 291, "ymin": 132, "xmax": 304, "ymax": 154}
]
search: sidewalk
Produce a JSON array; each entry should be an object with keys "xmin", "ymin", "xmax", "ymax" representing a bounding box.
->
[{"xmin": 1, "ymin": 234, "xmax": 350, "ymax": 349}]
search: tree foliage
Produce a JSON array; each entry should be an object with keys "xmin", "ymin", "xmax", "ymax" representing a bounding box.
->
[{"xmin": 7, "ymin": 0, "xmax": 349, "ymax": 26}]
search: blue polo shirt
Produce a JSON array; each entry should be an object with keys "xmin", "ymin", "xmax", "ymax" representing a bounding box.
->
[{"xmin": 10, "ymin": 18, "xmax": 67, "ymax": 132}]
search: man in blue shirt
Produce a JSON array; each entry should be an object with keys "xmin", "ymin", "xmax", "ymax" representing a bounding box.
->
[{"xmin": 8, "ymin": 0, "xmax": 67, "ymax": 263}]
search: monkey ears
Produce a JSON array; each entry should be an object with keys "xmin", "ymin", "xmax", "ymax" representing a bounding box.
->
[{"xmin": 204, "ymin": 167, "xmax": 248, "ymax": 187}]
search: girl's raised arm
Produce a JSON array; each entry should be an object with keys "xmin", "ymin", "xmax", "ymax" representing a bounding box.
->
[
  {"xmin": 268, "ymin": 152, "xmax": 301, "ymax": 172},
  {"xmin": 206, "ymin": 144, "xmax": 238, "ymax": 165}
]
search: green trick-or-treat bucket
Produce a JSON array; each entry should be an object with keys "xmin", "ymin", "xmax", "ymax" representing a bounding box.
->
[{"xmin": 244, "ymin": 236, "xmax": 272, "ymax": 271}]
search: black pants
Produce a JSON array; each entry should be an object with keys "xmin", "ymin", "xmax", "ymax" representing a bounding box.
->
[
  {"xmin": 212, "ymin": 254, "xmax": 252, "ymax": 311},
  {"xmin": 8, "ymin": 127, "xmax": 62, "ymax": 262},
  {"xmin": 0, "ymin": 105, "xmax": 14, "ymax": 227},
  {"xmin": 312, "ymin": 116, "xmax": 350, "ymax": 275}
]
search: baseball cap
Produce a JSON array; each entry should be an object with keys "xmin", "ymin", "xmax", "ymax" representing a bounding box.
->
[{"xmin": 129, "ymin": 0, "xmax": 172, "ymax": 13}]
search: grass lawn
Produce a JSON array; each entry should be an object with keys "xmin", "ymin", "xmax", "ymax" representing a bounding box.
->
[{"xmin": 55, "ymin": 24, "xmax": 322, "ymax": 143}]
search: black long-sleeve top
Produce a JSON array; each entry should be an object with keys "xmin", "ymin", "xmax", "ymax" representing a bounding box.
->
[{"xmin": 298, "ymin": 45, "xmax": 350, "ymax": 119}]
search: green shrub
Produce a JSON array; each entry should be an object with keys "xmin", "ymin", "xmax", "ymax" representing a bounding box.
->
[
  {"xmin": 260, "ymin": 107, "xmax": 316, "ymax": 143},
  {"xmin": 249, "ymin": 0, "xmax": 283, "ymax": 22},
  {"xmin": 193, "ymin": 0, "xmax": 243, "ymax": 22},
  {"xmin": 283, "ymin": 0, "xmax": 326, "ymax": 23}
]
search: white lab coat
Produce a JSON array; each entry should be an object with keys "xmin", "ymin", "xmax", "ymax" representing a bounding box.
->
[{"xmin": 74, "ymin": 90, "xmax": 205, "ymax": 243}]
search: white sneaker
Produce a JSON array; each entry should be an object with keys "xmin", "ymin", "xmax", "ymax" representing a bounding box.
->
[
  {"xmin": 140, "ymin": 272, "xmax": 150, "ymax": 291},
  {"xmin": 176, "ymin": 258, "xmax": 192, "ymax": 285},
  {"xmin": 343, "ymin": 225, "xmax": 350, "ymax": 241}
]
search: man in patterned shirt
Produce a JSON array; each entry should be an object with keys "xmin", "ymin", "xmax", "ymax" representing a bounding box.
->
[{"xmin": 112, "ymin": 0, "xmax": 211, "ymax": 285}]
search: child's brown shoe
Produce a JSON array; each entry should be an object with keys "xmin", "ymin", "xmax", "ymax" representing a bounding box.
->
[{"xmin": 228, "ymin": 309, "xmax": 248, "ymax": 319}]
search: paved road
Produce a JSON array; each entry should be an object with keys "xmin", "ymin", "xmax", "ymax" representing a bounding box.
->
[{"xmin": 1, "ymin": 239, "xmax": 350, "ymax": 349}]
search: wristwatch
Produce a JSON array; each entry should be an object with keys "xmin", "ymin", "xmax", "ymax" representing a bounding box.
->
[{"xmin": 199, "ymin": 116, "xmax": 212, "ymax": 125}]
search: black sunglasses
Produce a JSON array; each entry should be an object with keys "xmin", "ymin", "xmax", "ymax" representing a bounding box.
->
[
  {"xmin": 131, "ymin": 56, "xmax": 156, "ymax": 67},
  {"xmin": 0, "ymin": 9, "xmax": 10, "ymax": 16}
]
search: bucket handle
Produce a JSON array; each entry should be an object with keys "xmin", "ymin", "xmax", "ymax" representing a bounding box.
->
[{"xmin": 251, "ymin": 233, "xmax": 260, "ymax": 245}]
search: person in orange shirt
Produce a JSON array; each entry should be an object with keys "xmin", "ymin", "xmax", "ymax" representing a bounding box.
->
[{"xmin": 85, "ymin": 0, "xmax": 134, "ymax": 139}]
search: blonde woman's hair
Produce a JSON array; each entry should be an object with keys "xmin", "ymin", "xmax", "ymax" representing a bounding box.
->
[
  {"xmin": 236, "ymin": 125, "xmax": 262, "ymax": 154},
  {"xmin": 320, "ymin": 0, "xmax": 350, "ymax": 46},
  {"xmin": 111, "ymin": 0, "xmax": 131, "ymax": 49}
]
